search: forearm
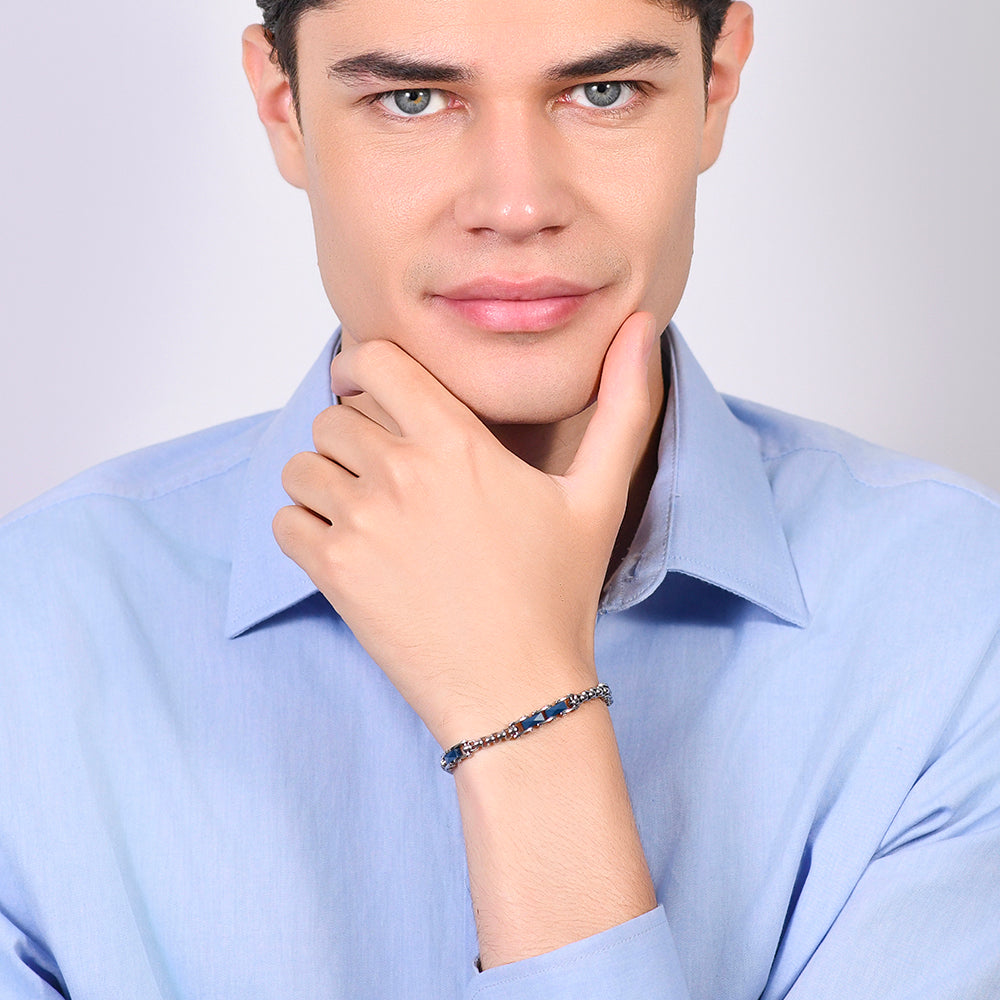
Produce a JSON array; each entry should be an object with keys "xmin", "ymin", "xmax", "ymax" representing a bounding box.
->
[
  {"xmin": 276, "ymin": 320, "xmax": 661, "ymax": 972},
  {"xmin": 454, "ymin": 695, "xmax": 657, "ymax": 970}
]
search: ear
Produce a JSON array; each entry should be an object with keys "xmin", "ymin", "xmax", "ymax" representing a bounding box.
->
[
  {"xmin": 700, "ymin": 2, "xmax": 755, "ymax": 172},
  {"xmin": 242, "ymin": 24, "xmax": 308, "ymax": 190}
]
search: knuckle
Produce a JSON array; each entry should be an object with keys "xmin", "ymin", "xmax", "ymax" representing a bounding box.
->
[
  {"xmin": 315, "ymin": 540, "xmax": 344, "ymax": 577},
  {"xmin": 340, "ymin": 501, "xmax": 373, "ymax": 538},
  {"xmin": 312, "ymin": 406, "xmax": 344, "ymax": 450},
  {"xmin": 280, "ymin": 452, "xmax": 313, "ymax": 497},
  {"xmin": 271, "ymin": 507, "xmax": 298, "ymax": 549},
  {"xmin": 311, "ymin": 408, "xmax": 331, "ymax": 441},
  {"xmin": 440, "ymin": 424, "xmax": 479, "ymax": 465},
  {"xmin": 384, "ymin": 454, "xmax": 419, "ymax": 497}
]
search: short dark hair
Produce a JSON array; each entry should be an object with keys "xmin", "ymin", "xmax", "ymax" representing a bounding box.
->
[{"xmin": 256, "ymin": 0, "xmax": 733, "ymax": 114}]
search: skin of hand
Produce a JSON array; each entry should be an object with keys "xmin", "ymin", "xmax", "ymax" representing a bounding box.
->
[{"xmin": 274, "ymin": 310, "xmax": 657, "ymax": 748}]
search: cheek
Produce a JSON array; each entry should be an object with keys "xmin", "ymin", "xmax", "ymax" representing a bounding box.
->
[
  {"xmin": 613, "ymin": 145, "xmax": 699, "ymax": 315},
  {"xmin": 305, "ymin": 137, "xmax": 446, "ymax": 333},
  {"xmin": 645, "ymin": 179, "xmax": 697, "ymax": 304}
]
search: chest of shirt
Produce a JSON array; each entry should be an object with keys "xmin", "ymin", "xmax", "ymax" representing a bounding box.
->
[{"xmin": 5, "ymin": 571, "xmax": 970, "ymax": 1000}]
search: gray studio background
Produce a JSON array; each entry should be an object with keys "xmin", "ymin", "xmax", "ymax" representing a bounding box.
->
[{"xmin": 2, "ymin": 1, "xmax": 998, "ymax": 516}]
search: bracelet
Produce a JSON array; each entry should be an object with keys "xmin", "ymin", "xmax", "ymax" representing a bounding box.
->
[{"xmin": 440, "ymin": 683, "xmax": 613, "ymax": 773}]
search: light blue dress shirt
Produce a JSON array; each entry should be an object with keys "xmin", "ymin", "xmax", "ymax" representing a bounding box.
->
[{"xmin": 2, "ymin": 327, "xmax": 999, "ymax": 999}]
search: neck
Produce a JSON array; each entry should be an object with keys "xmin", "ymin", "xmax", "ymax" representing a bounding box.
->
[{"xmin": 486, "ymin": 411, "xmax": 593, "ymax": 478}]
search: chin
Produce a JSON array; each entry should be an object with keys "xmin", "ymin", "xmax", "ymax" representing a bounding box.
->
[
  {"xmin": 337, "ymin": 314, "xmax": 607, "ymax": 427},
  {"xmin": 443, "ymin": 374, "xmax": 598, "ymax": 428}
]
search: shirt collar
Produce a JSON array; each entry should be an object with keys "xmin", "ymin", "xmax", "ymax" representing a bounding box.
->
[
  {"xmin": 601, "ymin": 326, "xmax": 809, "ymax": 625},
  {"xmin": 226, "ymin": 325, "xmax": 808, "ymax": 638},
  {"xmin": 225, "ymin": 336, "xmax": 339, "ymax": 638}
]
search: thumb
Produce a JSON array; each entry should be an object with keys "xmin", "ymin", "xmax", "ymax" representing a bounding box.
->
[{"xmin": 563, "ymin": 311, "xmax": 658, "ymax": 500}]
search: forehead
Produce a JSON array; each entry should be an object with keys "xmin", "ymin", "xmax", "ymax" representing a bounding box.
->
[
  {"xmin": 313, "ymin": 0, "xmax": 684, "ymax": 23},
  {"xmin": 299, "ymin": 0, "xmax": 696, "ymax": 70}
]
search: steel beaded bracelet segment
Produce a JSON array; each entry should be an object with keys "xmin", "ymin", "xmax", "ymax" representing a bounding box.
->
[{"xmin": 440, "ymin": 684, "xmax": 614, "ymax": 773}]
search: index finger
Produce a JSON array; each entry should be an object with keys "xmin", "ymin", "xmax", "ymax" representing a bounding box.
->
[{"xmin": 330, "ymin": 339, "xmax": 476, "ymax": 440}]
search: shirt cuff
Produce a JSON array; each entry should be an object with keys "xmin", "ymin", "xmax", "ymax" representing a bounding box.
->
[{"xmin": 464, "ymin": 906, "xmax": 689, "ymax": 1000}]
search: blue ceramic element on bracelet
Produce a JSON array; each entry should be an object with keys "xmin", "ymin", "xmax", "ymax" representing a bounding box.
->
[{"xmin": 440, "ymin": 683, "xmax": 613, "ymax": 773}]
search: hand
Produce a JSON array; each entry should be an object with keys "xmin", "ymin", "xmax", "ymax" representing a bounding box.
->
[{"xmin": 273, "ymin": 312, "xmax": 657, "ymax": 747}]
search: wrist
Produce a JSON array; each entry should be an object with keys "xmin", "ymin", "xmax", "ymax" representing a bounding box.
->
[
  {"xmin": 432, "ymin": 655, "xmax": 599, "ymax": 750},
  {"xmin": 441, "ymin": 683, "xmax": 612, "ymax": 772},
  {"xmin": 453, "ymin": 698, "xmax": 657, "ymax": 968}
]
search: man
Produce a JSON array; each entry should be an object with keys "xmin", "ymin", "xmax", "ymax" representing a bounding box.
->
[{"xmin": 0, "ymin": 1, "xmax": 997, "ymax": 997}]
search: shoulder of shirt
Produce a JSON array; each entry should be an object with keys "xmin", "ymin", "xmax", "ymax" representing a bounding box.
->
[
  {"xmin": 0, "ymin": 411, "xmax": 275, "ymax": 533},
  {"xmin": 724, "ymin": 394, "xmax": 1000, "ymax": 511}
]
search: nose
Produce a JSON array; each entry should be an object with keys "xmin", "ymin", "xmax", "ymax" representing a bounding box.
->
[{"xmin": 452, "ymin": 109, "xmax": 576, "ymax": 240}]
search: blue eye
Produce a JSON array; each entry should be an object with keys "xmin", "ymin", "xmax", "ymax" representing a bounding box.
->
[
  {"xmin": 378, "ymin": 89, "xmax": 448, "ymax": 117},
  {"xmin": 567, "ymin": 81, "xmax": 637, "ymax": 110}
]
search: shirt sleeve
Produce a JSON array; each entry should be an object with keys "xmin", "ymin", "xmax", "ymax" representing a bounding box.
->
[
  {"xmin": 463, "ymin": 906, "xmax": 690, "ymax": 1000},
  {"xmin": 464, "ymin": 634, "xmax": 1000, "ymax": 1000}
]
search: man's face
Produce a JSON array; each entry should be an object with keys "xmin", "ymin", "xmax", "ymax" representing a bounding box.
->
[{"xmin": 290, "ymin": 0, "xmax": 715, "ymax": 426}]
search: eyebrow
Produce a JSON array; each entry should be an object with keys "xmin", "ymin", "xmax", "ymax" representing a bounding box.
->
[
  {"xmin": 326, "ymin": 40, "xmax": 680, "ymax": 87},
  {"xmin": 327, "ymin": 53, "xmax": 471, "ymax": 85},
  {"xmin": 545, "ymin": 41, "xmax": 680, "ymax": 81}
]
